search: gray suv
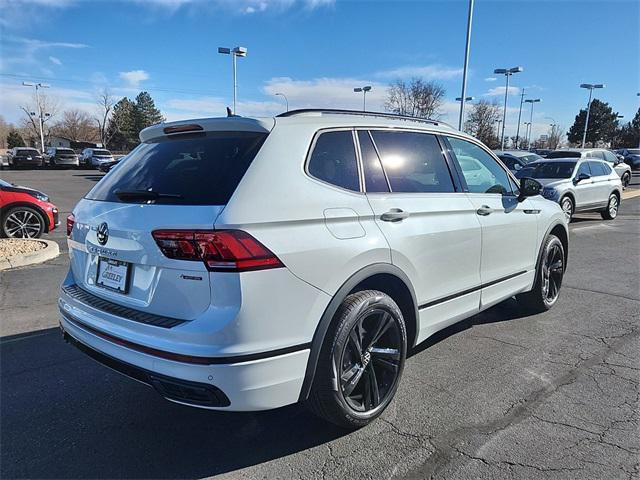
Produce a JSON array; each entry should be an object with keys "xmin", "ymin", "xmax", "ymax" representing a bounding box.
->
[
  {"xmin": 546, "ymin": 148, "xmax": 632, "ymax": 188},
  {"xmin": 518, "ymin": 158, "xmax": 622, "ymax": 221}
]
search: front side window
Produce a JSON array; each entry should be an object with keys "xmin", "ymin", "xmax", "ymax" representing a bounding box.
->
[
  {"xmin": 602, "ymin": 150, "xmax": 617, "ymax": 163},
  {"xmin": 308, "ymin": 130, "xmax": 359, "ymax": 191},
  {"xmin": 588, "ymin": 161, "xmax": 607, "ymax": 176},
  {"xmin": 447, "ymin": 137, "xmax": 512, "ymax": 194},
  {"xmin": 370, "ymin": 131, "xmax": 454, "ymax": 193},
  {"xmin": 575, "ymin": 162, "xmax": 591, "ymax": 178}
]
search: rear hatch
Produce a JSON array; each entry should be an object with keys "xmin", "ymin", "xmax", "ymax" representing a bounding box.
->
[{"xmin": 68, "ymin": 120, "xmax": 272, "ymax": 320}]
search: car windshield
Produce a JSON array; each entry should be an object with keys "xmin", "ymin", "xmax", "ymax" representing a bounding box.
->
[
  {"xmin": 0, "ymin": 179, "xmax": 12, "ymax": 187},
  {"xmin": 546, "ymin": 151, "xmax": 581, "ymax": 159},
  {"xmin": 520, "ymin": 154, "xmax": 542, "ymax": 163},
  {"xmin": 524, "ymin": 161, "xmax": 576, "ymax": 179},
  {"xmin": 93, "ymin": 149, "xmax": 111, "ymax": 156}
]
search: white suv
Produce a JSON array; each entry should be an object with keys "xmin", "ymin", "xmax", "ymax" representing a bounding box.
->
[{"xmin": 59, "ymin": 110, "xmax": 568, "ymax": 428}]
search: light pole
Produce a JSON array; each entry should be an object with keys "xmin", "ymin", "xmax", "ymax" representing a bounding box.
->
[
  {"xmin": 579, "ymin": 83, "xmax": 604, "ymax": 148},
  {"xmin": 638, "ymin": 93, "xmax": 640, "ymax": 148},
  {"xmin": 455, "ymin": 96, "xmax": 474, "ymax": 131},
  {"xmin": 523, "ymin": 122, "xmax": 531, "ymax": 148},
  {"xmin": 218, "ymin": 46, "xmax": 247, "ymax": 115},
  {"xmin": 274, "ymin": 92, "xmax": 288, "ymax": 112},
  {"xmin": 458, "ymin": 0, "xmax": 474, "ymax": 131},
  {"xmin": 514, "ymin": 88, "xmax": 526, "ymax": 149},
  {"xmin": 354, "ymin": 86, "xmax": 372, "ymax": 111},
  {"xmin": 494, "ymin": 66, "xmax": 523, "ymax": 149},
  {"xmin": 524, "ymin": 98, "xmax": 541, "ymax": 149},
  {"xmin": 494, "ymin": 119, "xmax": 502, "ymax": 145},
  {"xmin": 22, "ymin": 81, "xmax": 49, "ymax": 152}
]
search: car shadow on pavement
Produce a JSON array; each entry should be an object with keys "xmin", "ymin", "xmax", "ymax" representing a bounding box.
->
[
  {"xmin": 0, "ymin": 327, "xmax": 347, "ymax": 479},
  {"xmin": 72, "ymin": 174, "xmax": 104, "ymax": 182},
  {"xmin": 410, "ymin": 297, "xmax": 535, "ymax": 358}
]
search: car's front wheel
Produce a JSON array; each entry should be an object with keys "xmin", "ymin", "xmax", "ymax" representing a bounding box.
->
[
  {"xmin": 1, "ymin": 206, "xmax": 46, "ymax": 238},
  {"xmin": 308, "ymin": 290, "xmax": 407, "ymax": 428},
  {"xmin": 560, "ymin": 196, "xmax": 574, "ymax": 223},
  {"xmin": 517, "ymin": 234, "xmax": 565, "ymax": 312},
  {"xmin": 601, "ymin": 193, "xmax": 619, "ymax": 220}
]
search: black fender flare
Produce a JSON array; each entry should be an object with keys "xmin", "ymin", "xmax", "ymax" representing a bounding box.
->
[{"xmin": 298, "ymin": 262, "xmax": 418, "ymax": 401}]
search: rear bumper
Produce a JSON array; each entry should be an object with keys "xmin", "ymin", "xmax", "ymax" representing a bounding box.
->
[{"xmin": 59, "ymin": 307, "xmax": 310, "ymax": 411}]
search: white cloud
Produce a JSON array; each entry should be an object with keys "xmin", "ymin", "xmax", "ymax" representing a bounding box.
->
[
  {"xmin": 484, "ymin": 77, "xmax": 497, "ymax": 82},
  {"xmin": 484, "ymin": 86, "xmax": 520, "ymax": 97},
  {"xmin": 119, "ymin": 70, "xmax": 150, "ymax": 88},
  {"xmin": 132, "ymin": 0, "xmax": 334, "ymax": 14},
  {"xmin": 376, "ymin": 64, "xmax": 463, "ymax": 81},
  {"xmin": 48, "ymin": 56, "xmax": 62, "ymax": 65}
]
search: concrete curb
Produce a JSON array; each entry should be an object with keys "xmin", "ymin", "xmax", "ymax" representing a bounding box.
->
[{"xmin": 0, "ymin": 240, "xmax": 60, "ymax": 271}]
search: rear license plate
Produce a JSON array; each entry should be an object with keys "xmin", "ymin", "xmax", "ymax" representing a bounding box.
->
[{"xmin": 96, "ymin": 257, "xmax": 130, "ymax": 293}]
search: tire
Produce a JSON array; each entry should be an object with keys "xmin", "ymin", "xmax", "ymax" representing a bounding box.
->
[
  {"xmin": 600, "ymin": 193, "xmax": 619, "ymax": 220},
  {"xmin": 307, "ymin": 290, "xmax": 407, "ymax": 429},
  {"xmin": 517, "ymin": 234, "xmax": 565, "ymax": 313},
  {"xmin": 560, "ymin": 196, "xmax": 574, "ymax": 223},
  {"xmin": 1, "ymin": 206, "xmax": 46, "ymax": 238},
  {"xmin": 621, "ymin": 172, "xmax": 630, "ymax": 189}
]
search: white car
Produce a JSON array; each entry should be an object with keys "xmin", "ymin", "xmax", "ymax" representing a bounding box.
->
[
  {"xmin": 80, "ymin": 148, "xmax": 114, "ymax": 168},
  {"xmin": 518, "ymin": 158, "xmax": 623, "ymax": 222},
  {"xmin": 546, "ymin": 148, "xmax": 632, "ymax": 188},
  {"xmin": 59, "ymin": 110, "xmax": 568, "ymax": 428}
]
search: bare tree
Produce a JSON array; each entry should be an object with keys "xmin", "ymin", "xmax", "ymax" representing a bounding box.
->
[
  {"xmin": 95, "ymin": 88, "xmax": 116, "ymax": 147},
  {"xmin": 547, "ymin": 124, "xmax": 564, "ymax": 149},
  {"xmin": 464, "ymin": 100, "xmax": 501, "ymax": 148},
  {"xmin": 20, "ymin": 92, "xmax": 59, "ymax": 148},
  {"xmin": 51, "ymin": 109, "xmax": 98, "ymax": 142},
  {"xmin": 384, "ymin": 78, "xmax": 446, "ymax": 119},
  {"xmin": 0, "ymin": 115, "xmax": 12, "ymax": 150}
]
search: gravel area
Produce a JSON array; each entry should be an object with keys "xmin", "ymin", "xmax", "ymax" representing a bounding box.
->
[{"xmin": 0, "ymin": 239, "xmax": 47, "ymax": 260}]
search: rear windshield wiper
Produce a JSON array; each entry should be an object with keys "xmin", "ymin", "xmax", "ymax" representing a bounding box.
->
[{"xmin": 115, "ymin": 190, "xmax": 184, "ymax": 202}]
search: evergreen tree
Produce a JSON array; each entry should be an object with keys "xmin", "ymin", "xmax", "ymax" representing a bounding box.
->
[
  {"xmin": 567, "ymin": 99, "xmax": 619, "ymax": 147},
  {"xmin": 134, "ymin": 91, "xmax": 164, "ymax": 133},
  {"xmin": 106, "ymin": 97, "xmax": 138, "ymax": 151},
  {"xmin": 613, "ymin": 108, "xmax": 640, "ymax": 148},
  {"xmin": 7, "ymin": 129, "xmax": 25, "ymax": 148}
]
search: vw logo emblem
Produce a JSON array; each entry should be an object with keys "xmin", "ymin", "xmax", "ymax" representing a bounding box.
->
[{"xmin": 96, "ymin": 222, "xmax": 109, "ymax": 246}]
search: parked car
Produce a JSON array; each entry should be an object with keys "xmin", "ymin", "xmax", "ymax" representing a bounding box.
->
[
  {"xmin": 0, "ymin": 178, "xmax": 59, "ymax": 238},
  {"xmin": 7, "ymin": 147, "xmax": 44, "ymax": 169},
  {"xmin": 546, "ymin": 148, "xmax": 632, "ymax": 188},
  {"xmin": 517, "ymin": 158, "xmax": 622, "ymax": 222},
  {"xmin": 45, "ymin": 147, "xmax": 80, "ymax": 168},
  {"xmin": 80, "ymin": 148, "xmax": 114, "ymax": 168},
  {"xmin": 616, "ymin": 148, "xmax": 640, "ymax": 171},
  {"xmin": 494, "ymin": 150, "xmax": 543, "ymax": 174},
  {"xmin": 60, "ymin": 109, "xmax": 568, "ymax": 428}
]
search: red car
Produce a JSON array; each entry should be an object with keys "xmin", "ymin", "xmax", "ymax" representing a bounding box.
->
[{"xmin": 0, "ymin": 178, "xmax": 59, "ymax": 238}]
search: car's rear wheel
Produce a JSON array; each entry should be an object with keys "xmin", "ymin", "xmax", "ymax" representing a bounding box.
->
[
  {"xmin": 517, "ymin": 234, "xmax": 565, "ymax": 313},
  {"xmin": 560, "ymin": 196, "xmax": 574, "ymax": 222},
  {"xmin": 1, "ymin": 206, "xmax": 46, "ymax": 238},
  {"xmin": 308, "ymin": 290, "xmax": 407, "ymax": 429},
  {"xmin": 601, "ymin": 193, "xmax": 619, "ymax": 220}
]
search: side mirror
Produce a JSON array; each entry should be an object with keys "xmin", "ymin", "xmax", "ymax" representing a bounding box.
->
[
  {"xmin": 574, "ymin": 172, "xmax": 590, "ymax": 184},
  {"xmin": 518, "ymin": 177, "xmax": 542, "ymax": 201},
  {"xmin": 513, "ymin": 163, "xmax": 522, "ymax": 170}
]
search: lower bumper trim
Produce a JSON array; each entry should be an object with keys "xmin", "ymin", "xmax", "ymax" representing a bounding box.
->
[{"xmin": 62, "ymin": 325, "xmax": 231, "ymax": 407}]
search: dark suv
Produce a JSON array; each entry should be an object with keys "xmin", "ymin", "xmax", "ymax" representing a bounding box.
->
[{"xmin": 8, "ymin": 148, "xmax": 44, "ymax": 169}]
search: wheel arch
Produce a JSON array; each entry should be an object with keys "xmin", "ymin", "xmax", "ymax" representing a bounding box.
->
[
  {"xmin": 298, "ymin": 263, "xmax": 418, "ymax": 401},
  {"xmin": 545, "ymin": 221, "xmax": 569, "ymax": 269},
  {"xmin": 1, "ymin": 201, "xmax": 50, "ymax": 233}
]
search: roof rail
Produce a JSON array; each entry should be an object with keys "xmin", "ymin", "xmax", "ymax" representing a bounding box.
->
[{"xmin": 276, "ymin": 108, "xmax": 452, "ymax": 128}]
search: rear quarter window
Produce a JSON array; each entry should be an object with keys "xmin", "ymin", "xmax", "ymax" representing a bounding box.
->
[
  {"xmin": 86, "ymin": 131, "xmax": 268, "ymax": 205},
  {"xmin": 307, "ymin": 130, "xmax": 360, "ymax": 191}
]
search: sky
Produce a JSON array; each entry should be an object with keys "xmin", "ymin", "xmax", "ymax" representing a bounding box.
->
[{"xmin": 0, "ymin": 0, "xmax": 638, "ymax": 142}]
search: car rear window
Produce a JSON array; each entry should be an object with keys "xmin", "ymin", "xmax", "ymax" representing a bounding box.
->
[
  {"xmin": 86, "ymin": 131, "xmax": 268, "ymax": 205},
  {"xmin": 93, "ymin": 150, "xmax": 111, "ymax": 156},
  {"xmin": 57, "ymin": 148, "xmax": 75, "ymax": 154},
  {"xmin": 546, "ymin": 151, "xmax": 581, "ymax": 159}
]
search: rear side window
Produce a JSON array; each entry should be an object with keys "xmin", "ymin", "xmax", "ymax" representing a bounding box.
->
[
  {"xmin": 86, "ymin": 131, "xmax": 268, "ymax": 205},
  {"xmin": 358, "ymin": 131, "xmax": 389, "ymax": 193},
  {"xmin": 308, "ymin": 131, "xmax": 360, "ymax": 191},
  {"xmin": 370, "ymin": 131, "xmax": 454, "ymax": 193},
  {"xmin": 588, "ymin": 161, "xmax": 607, "ymax": 176}
]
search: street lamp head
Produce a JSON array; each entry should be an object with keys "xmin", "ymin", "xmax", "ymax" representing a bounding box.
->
[
  {"xmin": 493, "ymin": 68, "xmax": 507, "ymax": 74},
  {"xmin": 363, "ymin": 86, "xmax": 372, "ymax": 92},
  {"xmin": 218, "ymin": 47, "xmax": 231, "ymax": 54},
  {"xmin": 38, "ymin": 83, "xmax": 50, "ymax": 88},
  {"xmin": 22, "ymin": 81, "xmax": 35, "ymax": 87},
  {"xmin": 508, "ymin": 66, "xmax": 523, "ymax": 73},
  {"xmin": 233, "ymin": 46, "xmax": 248, "ymax": 57},
  {"xmin": 456, "ymin": 96, "xmax": 474, "ymax": 101},
  {"xmin": 525, "ymin": 98, "xmax": 541, "ymax": 104},
  {"xmin": 354, "ymin": 87, "xmax": 362, "ymax": 93}
]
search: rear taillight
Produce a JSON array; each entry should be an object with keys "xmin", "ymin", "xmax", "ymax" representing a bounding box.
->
[
  {"xmin": 66, "ymin": 213, "xmax": 75, "ymax": 236},
  {"xmin": 152, "ymin": 230, "xmax": 284, "ymax": 272}
]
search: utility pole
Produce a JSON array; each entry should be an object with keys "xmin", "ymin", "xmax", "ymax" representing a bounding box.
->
[
  {"xmin": 22, "ymin": 82, "xmax": 49, "ymax": 152},
  {"xmin": 514, "ymin": 88, "xmax": 526, "ymax": 149}
]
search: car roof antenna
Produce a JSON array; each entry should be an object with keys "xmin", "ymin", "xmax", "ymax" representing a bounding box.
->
[{"xmin": 226, "ymin": 107, "xmax": 240, "ymax": 117}]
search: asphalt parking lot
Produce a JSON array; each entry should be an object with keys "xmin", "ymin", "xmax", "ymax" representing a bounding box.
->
[{"xmin": 1, "ymin": 169, "xmax": 639, "ymax": 480}]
